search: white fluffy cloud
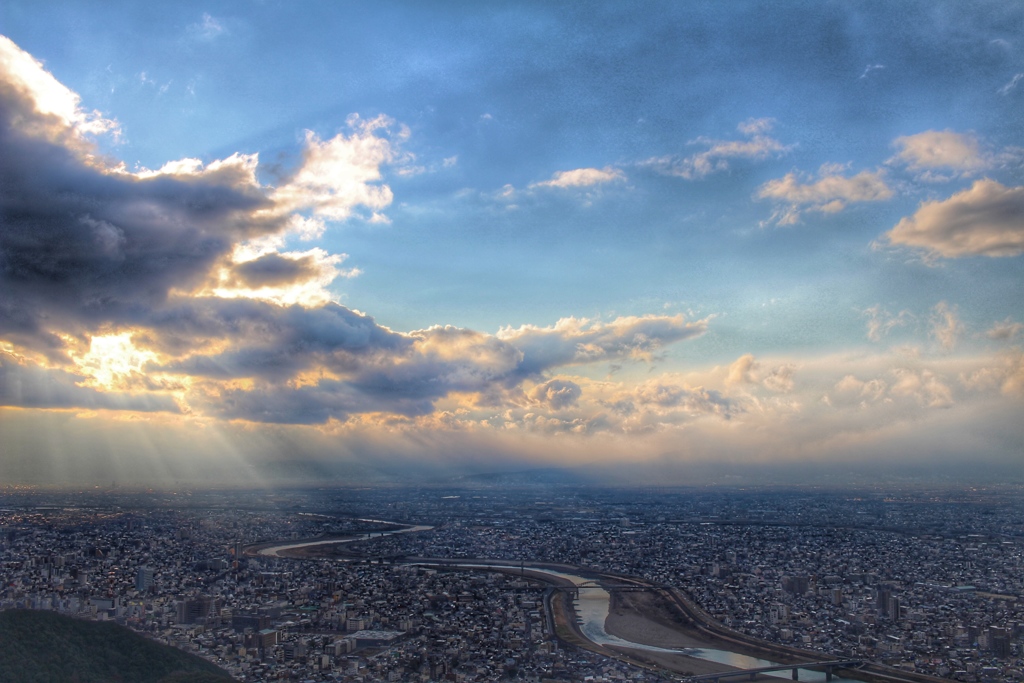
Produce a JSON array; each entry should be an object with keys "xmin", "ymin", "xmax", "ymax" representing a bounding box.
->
[
  {"xmin": 758, "ymin": 164, "xmax": 892, "ymax": 225},
  {"xmin": 891, "ymin": 130, "xmax": 989, "ymax": 178},
  {"xmin": 531, "ymin": 166, "xmax": 625, "ymax": 189},
  {"xmin": 499, "ymin": 314, "xmax": 708, "ymax": 374},
  {"xmin": 0, "ymin": 35, "xmax": 118, "ymax": 141},
  {"xmin": 271, "ymin": 114, "xmax": 401, "ymax": 224},
  {"xmin": 726, "ymin": 354, "xmax": 795, "ymax": 392},
  {"xmin": 883, "ymin": 179, "xmax": 1024, "ymax": 258}
]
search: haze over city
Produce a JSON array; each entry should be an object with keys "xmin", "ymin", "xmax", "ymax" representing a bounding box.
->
[{"xmin": 1, "ymin": 2, "xmax": 1022, "ymax": 486}]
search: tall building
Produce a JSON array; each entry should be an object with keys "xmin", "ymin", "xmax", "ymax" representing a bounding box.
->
[
  {"xmin": 135, "ymin": 565, "xmax": 154, "ymax": 592},
  {"xmin": 875, "ymin": 587, "xmax": 892, "ymax": 618},
  {"xmin": 176, "ymin": 595, "xmax": 221, "ymax": 624}
]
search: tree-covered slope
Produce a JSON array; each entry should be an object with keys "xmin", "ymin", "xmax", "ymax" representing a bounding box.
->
[{"xmin": 0, "ymin": 609, "xmax": 235, "ymax": 683}]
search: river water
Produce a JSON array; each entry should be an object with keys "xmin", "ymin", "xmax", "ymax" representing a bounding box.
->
[
  {"xmin": 259, "ymin": 533, "xmax": 859, "ymax": 682},
  {"xmin": 452, "ymin": 563, "xmax": 859, "ymax": 683},
  {"xmin": 256, "ymin": 524, "xmax": 433, "ymax": 557}
]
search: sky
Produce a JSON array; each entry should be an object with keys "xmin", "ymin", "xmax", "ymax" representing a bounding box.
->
[{"xmin": 0, "ymin": 1, "xmax": 1022, "ymax": 486}]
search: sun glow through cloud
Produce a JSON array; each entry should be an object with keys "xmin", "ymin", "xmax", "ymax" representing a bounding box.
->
[{"xmin": 76, "ymin": 334, "xmax": 159, "ymax": 390}]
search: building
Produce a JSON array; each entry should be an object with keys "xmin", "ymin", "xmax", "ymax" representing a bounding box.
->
[{"xmin": 135, "ymin": 565, "xmax": 154, "ymax": 592}]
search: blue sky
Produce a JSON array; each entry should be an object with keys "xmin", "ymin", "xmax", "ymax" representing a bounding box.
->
[{"xmin": 0, "ymin": 2, "xmax": 1022, "ymax": 485}]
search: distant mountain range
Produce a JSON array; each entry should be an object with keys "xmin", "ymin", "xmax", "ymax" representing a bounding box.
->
[{"xmin": 0, "ymin": 609, "xmax": 235, "ymax": 683}]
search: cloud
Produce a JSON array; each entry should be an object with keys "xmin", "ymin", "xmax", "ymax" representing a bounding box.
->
[
  {"xmin": 212, "ymin": 247, "xmax": 357, "ymax": 307},
  {"xmin": 0, "ymin": 35, "xmax": 118, "ymax": 142},
  {"xmin": 270, "ymin": 114, "xmax": 399, "ymax": 223},
  {"xmin": 0, "ymin": 353, "xmax": 179, "ymax": 413},
  {"xmin": 499, "ymin": 314, "xmax": 708, "ymax": 375},
  {"xmin": 725, "ymin": 353, "xmax": 794, "ymax": 392},
  {"xmin": 831, "ymin": 374, "xmax": 888, "ymax": 406},
  {"xmin": 883, "ymin": 179, "xmax": 1024, "ymax": 258},
  {"xmin": 0, "ymin": 37, "xmax": 722, "ymax": 428},
  {"xmin": 726, "ymin": 353, "xmax": 758, "ymax": 385},
  {"xmin": 859, "ymin": 64, "xmax": 885, "ymax": 79},
  {"xmin": 229, "ymin": 252, "xmax": 323, "ymax": 289},
  {"xmin": 602, "ymin": 380, "xmax": 737, "ymax": 431},
  {"xmin": 529, "ymin": 379, "xmax": 582, "ymax": 410},
  {"xmin": 890, "ymin": 368, "xmax": 954, "ymax": 409},
  {"xmin": 929, "ymin": 301, "xmax": 963, "ymax": 352},
  {"xmin": 148, "ymin": 312, "xmax": 708, "ymax": 424},
  {"xmin": 644, "ymin": 118, "xmax": 790, "ymax": 180},
  {"xmin": 758, "ymin": 165, "xmax": 892, "ymax": 225},
  {"xmin": 531, "ymin": 166, "xmax": 625, "ymax": 189},
  {"xmin": 762, "ymin": 364, "xmax": 796, "ymax": 393},
  {"xmin": 632, "ymin": 381, "xmax": 733, "ymax": 414},
  {"xmin": 891, "ymin": 130, "xmax": 989, "ymax": 179},
  {"xmin": 0, "ymin": 139, "xmax": 274, "ymax": 355},
  {"xmin": 149, "ymin": 299, "xmax": 411, "ymax": 382},
  {"xmin": 987, "ymin": 318, "xmax": 1023, "ymax": 341},
  {"xmin": 998, "ymin": 73, "xmax": 1023, "ymax": 95},
  {"xmin": 829, "ymin": 366, "xmax": 952, "ymax": 410},
  {"xmin": 188, "ymin": 13, "xmax": 226, "ymax": 41},
  {"xmin": 861, "ymin": 305, "xmax": 913, "ymax": 342},
  {"xmin": 0, "ymin": 37, "xmax": 404, "ymax": 358}
]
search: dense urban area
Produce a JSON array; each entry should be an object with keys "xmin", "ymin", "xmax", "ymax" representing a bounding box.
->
[{"xmin": 0, "ymin": 484, "xmax": 1022, "ymax": 682}]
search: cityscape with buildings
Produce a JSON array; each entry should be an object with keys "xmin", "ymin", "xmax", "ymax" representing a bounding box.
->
[{"xmin": 0, "ymin": 485, "xmax": 1021, "ymax": 682}]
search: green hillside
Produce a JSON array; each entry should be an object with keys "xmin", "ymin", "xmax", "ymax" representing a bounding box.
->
[{"xmin": 0, "ymin": 609, "xmax": 235, "ymax": 683}]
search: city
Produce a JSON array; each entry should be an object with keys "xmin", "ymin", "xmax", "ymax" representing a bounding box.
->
[{"xmin": 1, "ymin": 485, "xmax": 1021, "ymax": 682}]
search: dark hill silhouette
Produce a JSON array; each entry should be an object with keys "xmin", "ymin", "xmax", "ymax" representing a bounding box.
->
[{"xmin": 0, "ymin": 609, "xmax": 235, "ymax": 683}]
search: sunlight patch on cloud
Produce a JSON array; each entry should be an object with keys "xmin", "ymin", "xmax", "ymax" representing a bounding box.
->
[
  {"xmin": 130, "ymin": 152, "xmax": 262, "ymax": 188},
  {"xmin": 0, "ymin": 35, "xmax": 118, "ymax": 142},
  {"xmin": 76, "ymin": 333, "xmax": 158, "ymax": 390},
  {"xmin": 531, "ymin": 166, "xmax": 625, "ymax": 189},
  {"xmin": 271, "ymin": 114, "xmax": 398, "ymax": 223}
]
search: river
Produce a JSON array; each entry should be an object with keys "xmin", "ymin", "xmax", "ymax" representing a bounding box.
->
[
  {"xmin": 256, "ymin": 524, "xmax": 433, "ymax": 557},
  {"xmin": 256, "ymin": 531, "xmax": 859, "ymax": 682},
  {"xmin": 449, "ymin": 563, "xmax": 859, "ymax": 682}
]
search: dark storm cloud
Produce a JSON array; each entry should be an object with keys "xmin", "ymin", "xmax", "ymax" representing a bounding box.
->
[
  {"xmin": 150, "ymin": 298, "xmax": 411, "ymax": 381},
  {"xmin": 210, "ymin": 379, "xmax": 436, "ymax": 425},
  {"xmin": 0, "ymin": 81, "xmax": 281, "ymax": 357},
  {"xmin": 229, "ymin": 252, "xmax": 321, "ymax": 288},
  {"xmin": 0, "ymin": 354, "xmax": 179, "ymax": 412},
  {"xmin": 154, "ymin": 314, "xmax": 707, "ymax": 424}
]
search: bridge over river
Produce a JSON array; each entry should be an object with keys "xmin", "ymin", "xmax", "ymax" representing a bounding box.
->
[{"xmin": 687, "ymin": 659, "xmax": 862, "ymax": 682}]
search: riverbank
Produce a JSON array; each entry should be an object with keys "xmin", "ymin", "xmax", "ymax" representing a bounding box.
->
[{"xmin": 603, "ymin": 589, "xmax": 796, "ymax": 679}]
